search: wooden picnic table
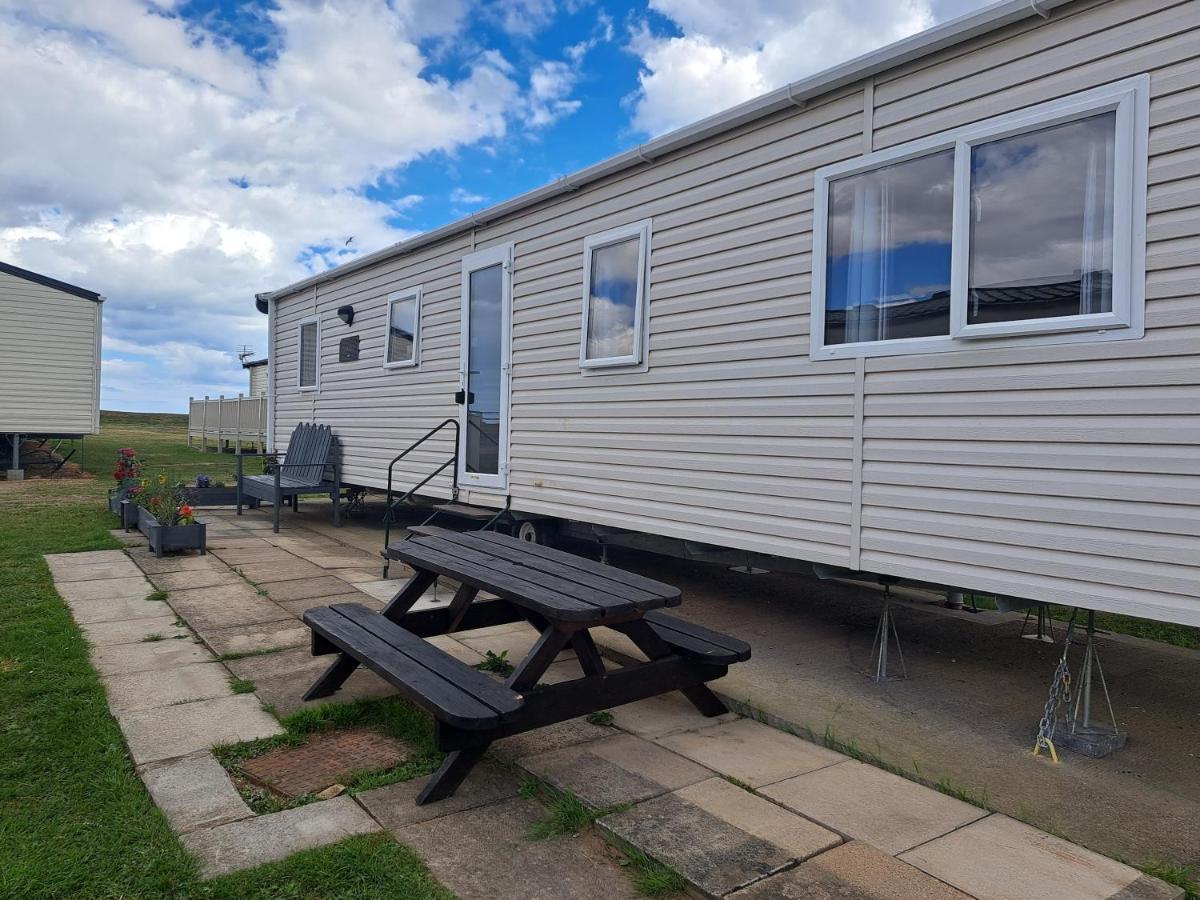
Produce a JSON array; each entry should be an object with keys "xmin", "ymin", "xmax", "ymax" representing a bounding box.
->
[{"xmin": 301, "ymin": 527, "xmax": 750, "ymax": 804}]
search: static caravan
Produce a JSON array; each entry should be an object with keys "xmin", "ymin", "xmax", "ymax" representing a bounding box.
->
[
  {"xmin": 0, "ymin": 261, "xmax": 103, "ymax": 479},
  {"xmin": 257, "ymin": 0, "xmax": 1200, "ymax": 629}
]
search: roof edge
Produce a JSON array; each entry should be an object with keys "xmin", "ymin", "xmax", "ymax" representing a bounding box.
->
[
  {"xmin": 0, "ymin": 260, "xmax": 103, "ymax": 302},
  {"xmin": 262, "ymin": 0, "xmax": 1073, "ymax": 304}
]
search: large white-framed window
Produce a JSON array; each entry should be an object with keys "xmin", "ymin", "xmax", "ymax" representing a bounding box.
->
[
  {"xmin": 383, "ymin": 286, "xmax": 421, "ymax": 369},
  {"xmin": 579, "ymin": 219, "xmax": 652, "ymax": 369},
  {"xmin": 297, "ymin": 316, "xmax": 320, "ymax": 391},
  {"xmin": 811, "ymin": 76, "xmax": 1148, "ymax": 360}
]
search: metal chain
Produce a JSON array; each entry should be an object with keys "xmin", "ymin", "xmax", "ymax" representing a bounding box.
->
[{"xmin": 1033, "ymin": 609, "xmax": 1079, "ymax": 762}]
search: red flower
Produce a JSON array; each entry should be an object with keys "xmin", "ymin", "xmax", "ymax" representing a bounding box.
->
[
  {"xmin": 119, "ymin": 448, "xmax": 137, "ymax": 458},
  {"xmin": 179, "ymin": 504, "xmax": 194, "ymax": 518}
]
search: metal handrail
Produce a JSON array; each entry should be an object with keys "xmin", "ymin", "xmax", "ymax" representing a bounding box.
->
[{"xmin": 382, "ymin": 418, "xmax": 460, "ymax": 576}]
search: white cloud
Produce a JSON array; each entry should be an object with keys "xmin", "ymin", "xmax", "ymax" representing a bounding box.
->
[
  {"xmin": 627, "ymin": 0, "xmax": 991, "ymax": 136},
  {"xmin": 0, "ymin": 0, "xmax": 558, "ymax": 411},
  {"xmin": 450, "ymin": 187, "xmax": 487, "ymax": 205},
  {"xmin": 525, "ymin": 60, "xmax": 583, "ymax": 128}
]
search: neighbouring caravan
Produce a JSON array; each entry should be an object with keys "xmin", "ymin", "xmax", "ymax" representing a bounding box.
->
[
  {"xmin": 0, "ymin": 261, "xmax": 103, "ymax": 479},
  {"xmin": 256, "ymin": 0, "xmax": 1200, "ymax": 627}
]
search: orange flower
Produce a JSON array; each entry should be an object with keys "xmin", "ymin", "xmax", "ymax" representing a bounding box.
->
[{"xmin": 179, "ymin": 504, "xmax": 194, "ymax": 517}]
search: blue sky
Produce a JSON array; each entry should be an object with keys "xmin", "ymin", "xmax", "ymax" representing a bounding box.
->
[{"xmin": 0, "ymin": 0, "xmax": 990, "ymax": 412}]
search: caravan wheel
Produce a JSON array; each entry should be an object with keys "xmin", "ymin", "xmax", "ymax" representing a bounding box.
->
[{"xmin": 516, "ymin": 519, "xmax": 555, "ymax": 546}]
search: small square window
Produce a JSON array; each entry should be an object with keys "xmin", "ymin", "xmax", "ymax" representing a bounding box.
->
[
  {"xmin": 384, "ymin": 287, "xmax": 421, "ymax": 368},
  {"xmin": 298, "ymin": 318, "xmax": 319, "ymax": 390},
  {"xmin": 580, "ymin": 220, "xmax": 651, "ymax": 369}
]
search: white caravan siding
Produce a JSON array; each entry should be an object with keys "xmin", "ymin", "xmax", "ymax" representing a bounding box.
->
[
  {"xmin": 269, "ymin": 0, "xmax": 1200, "ymax": 626},
  {"xmin": 0, "ymin": 270, "xmax": 101, "ymax": 435}
]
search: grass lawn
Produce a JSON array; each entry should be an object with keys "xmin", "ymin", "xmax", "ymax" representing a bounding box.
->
[{"xmin": 0, "ymin": 472, "xmax": 451, "ymax": 897}]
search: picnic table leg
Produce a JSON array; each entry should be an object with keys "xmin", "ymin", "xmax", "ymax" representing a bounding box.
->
[
  {"xmin": 445, "ymin": 583, "xmax": 479, "ymax": 633},
  {"xmin": 570, "ymin": 630, "xmax": 606, "ymax": 677},
  {"xmin": 417, "ymin": 745, "xmax": 488, "ymax": 805},
  {"xmin": 618, "ymin": 620, "xmax": 728, "ymax": 717},
  {"xmin": 304, "ymin": 569, "xmax": 439, "ymax": 701}
]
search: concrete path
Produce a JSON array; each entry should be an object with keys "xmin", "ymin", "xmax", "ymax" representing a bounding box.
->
[{"xmin": 45, "ymin": 509, "xmax": 1184, "ymax": 897}]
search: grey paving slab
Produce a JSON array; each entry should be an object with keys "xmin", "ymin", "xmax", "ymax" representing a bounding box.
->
[
  {"xmin": 103, "ymin": 662, "xmax": 232, "ymax": 711},
  {"xmin": 109, "ymin": 528, "xmax": 147, "ymax": 546},
  {"xmin": 608, "ymin": 691, "xmax": 738, "ymax": 740},
  {"xmin": 205, "ymin": 536, "xmax": 276, "ymax": 550},
  {"xmin": 359, "ymin": 761, "xmax": 519, "ymax": 830},
  {"xmin": 899, "ymin": 814, "xmax": 1182, "ymax": 900},
  {"xmin": 90, "ymin": 639, "xmax": 214, "ymax": 677},
  {"xmin": 352, "ymin": 579, "xmax": 406, "ymax": 602},
  {"xmin": 732, "ymin": 841, "xmax": 970, "ymax": 900},
  {"xmin": 126, "ymin": 551, "xmax": 221, "ymax": 575},
  {"xmin": 657, "ymin": 718, "xmax": 847, "ymax": 787},
  {"xmin": 395, "ymin": 796, "xmax": 639, "ymax": 900},
  {"xmin": 519, "ymin": 733, "xmax": 712, "ymax": 809},
  {"xmin": 278, "ymin": 593, "xmax": 377, "ymax": 618},
  {"xmin": 56, "ymin": 576, "xmax": 153, "ymax": 602},
  {"xmin": 149, "ymin": 569, "xmax": 242, "ymax": 592},
  {"xmin": 236, "ymin": 560, "xmax": 327, "ymax": 584},
  {"xmin": 66, "ymin": 594, "xmax": 172, "ymax": 625},
  {"xmin": 182, "ymin": 795, "xmax": 379, "ymax": 878},
  {"xmin": 425, "ymin": 634, "xmax": 485, "ymax": 666},
  {"xmin": 254, "ymin": 667, "xmax": 396, "ymax": 716},
  {"xmin": 80, "ymin": 614, "xmax": 189, "ymax": 646},
  {"xmin": 762, "ymin": 760, "xmax": 987, "ymax": 855},
  {"xmin": 224, "ymin": 646, "xmax": 326, "ymax": 681},
  {"xmin": 48, "ymin": 559, "xmax": 143, "ymax": 582},
  {"xmin": 210, "ymin": 546, "xmax": 297, "ymax": 564},
  {"xmin": 261, "ymin": 575, "xmax": 364, "ymax": 602},
  {"xmin": 45, "ymin": 550, "xmax": 129, "ymax": 566},
  {"xmin": 117, "ymin": 694, "xmax": 283, "ymax": 765},
  {"xmin": 491, "ymin": 716, "xmax": 614, "ymax": 762},
  {"xmin": 198, "ymin": 619, "xmax": 310, "ymax": 657},
  {"xmin": 458, "ymin": 628, "xmax": 541, "ymax": 662},
  {"xmin": 307, "ymin": 555, "xmax": 376, "ymax": 569},
  {"xmin": 600, "ymin": 777, "xmax": 839, "ymax": 897},
  {"xmin": 332, "ymin": 568, "xmax": 382, "ymax": 584},
  {"xmin": 139, "ymin": 752, "xmax": 253, "ymax": 834},
  {"xmin": 167, "ymin": 584, "xmax": 293, "ymax": 631}
]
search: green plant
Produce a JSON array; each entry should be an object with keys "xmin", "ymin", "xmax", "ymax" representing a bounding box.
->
[
  {"xmin": 935, "ymin": 777, "xmax": 992, "ymax": 810},
  {"xmin": 518, "ymin": 777, "xmax": 628, "ymax": 840},
  {"xmin": 474, "ymin": 649, "xmax": 514, "ymax": 677},
  {"xmin": 585, "ymin": 710, "xmax": 614, "ymax": 727},
  {"xmin": 215, "ymin": 647, "xmax": 285, "ymax": 662},
  {"xmin": 145, "ymin": 589, "xmax": 168, "ymax": 602},
  {"xmin": 619, "ymin": 846, "xmax": 688, "ymax": 897},
  {"xmin": 229, "ymin": 678, "xmax": 257, "ymax": 695},
  {"xmin": 141, "ymin": 633, "xmax": 164, "ymax": 643},
  {"xmin": 1141, "ymin": 860, "xmax": 1199, "ymax": 900},
  {"xmin": 722, "ymin": 775, "xmax": 754, "ymax": 792}
]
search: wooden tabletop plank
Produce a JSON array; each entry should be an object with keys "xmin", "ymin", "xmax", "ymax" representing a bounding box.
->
[
  {"xmin": 470, "ymin": 530, "xmax": 681, "ymax": 602},
  {"xmin": 390, "ymin": 540, "xmax": 603, "ymax": 621}
]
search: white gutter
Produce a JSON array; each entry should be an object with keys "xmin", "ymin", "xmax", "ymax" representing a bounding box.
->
[{"xmin": 260, "ymin": 0, "xmax": 1075, "ymax": 306}]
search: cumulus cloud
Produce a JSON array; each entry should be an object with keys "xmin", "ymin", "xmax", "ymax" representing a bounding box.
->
[
  {"xmin": 0, "ymin": 0, "xmax": 570, "ymax": 411},
  {"xmin": 627, "ymin": 0, "xmax": 991, "ymax": 136}
]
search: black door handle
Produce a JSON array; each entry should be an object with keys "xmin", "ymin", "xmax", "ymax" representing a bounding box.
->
[{"xmin": 454, "ymin": 389, "xmax": 466, "ymax": 404}]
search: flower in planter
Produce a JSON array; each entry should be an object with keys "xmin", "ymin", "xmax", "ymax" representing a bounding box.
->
[
  {"xmin": 196, "ymin": 474, "xmax": 211, "ymax": 488},
  {"xmin": 178, "ymin": 504, "xmax": 196, "ymax": 525},
  {"xmin": 112, "ymin": 448, "xmax": 143, "ymax": 500}
]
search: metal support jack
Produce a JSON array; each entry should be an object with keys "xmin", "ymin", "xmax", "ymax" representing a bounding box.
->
[
  {"xmin": 1034, "ymin": 609, "xmax": 1125, "ymax": 761},
  {"xmin": 729, "ymin": 550, "xmax": 769, "ymax": 575},
  {"xmin": 1021, "ymin": 602, "xmax": 1056, "ymax": 643},
  {"xmin": 867, "ymin": 581, "xmax": 907, "ymax": 683}
]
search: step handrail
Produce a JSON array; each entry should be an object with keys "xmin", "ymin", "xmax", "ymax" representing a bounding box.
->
[{"xmin": 382, "ymin": 418, "xmax": 460, "ymax": 575}]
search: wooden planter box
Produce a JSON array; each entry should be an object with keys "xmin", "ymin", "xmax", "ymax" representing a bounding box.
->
[
  {"xmin": 183, "ymin": 485, "xmax": 245, "ymax": 507},
  {"xmin": 109, "ymin": 492, "xmax": 140, "ymax": 530},
  {"xmin": 137, "ymin": 505, "xmax": 207, "ymax": 558}
]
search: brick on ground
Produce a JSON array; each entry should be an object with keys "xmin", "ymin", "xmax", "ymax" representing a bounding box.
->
[{"xmin": 241, "ymin": 728, "xmax": 410, "ymax": 798}]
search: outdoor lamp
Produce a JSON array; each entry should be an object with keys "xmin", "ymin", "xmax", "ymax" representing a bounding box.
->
[{"xmin": 337, "ymin": 305, "xmax": 354, "ymax": 325}]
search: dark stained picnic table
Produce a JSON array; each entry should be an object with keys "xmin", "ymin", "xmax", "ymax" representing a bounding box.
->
[{"xmin": 301, "ymin": 527, "xmax": 750, "ymax": 804}]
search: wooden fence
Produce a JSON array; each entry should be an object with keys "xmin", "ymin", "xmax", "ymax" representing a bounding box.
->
[{"xmin": 187, "ymin": 395, "xmax": 267, "ymax": 452}]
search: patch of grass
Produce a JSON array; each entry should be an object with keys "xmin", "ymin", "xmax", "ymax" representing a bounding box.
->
[
  {"xmin": 935, "ymin": 777, "xmax": 992, "ymax": 810},
  {"xmin": 145, "ymin": 589, "xmax": 169, "ymax": 602},
  {"xmin": 215, "ymin": 646, "xmax": 285, "ymax": 662},
  {"xmin": 474, "ymin": 648, "xmax": 515, "ymax": 677},
  {"xmin": 229, "ymin": 677, "xmax": 257, "ymax": 695},
  {"xmin": 1141, "ymin": 860, "xmax": 1199, "ymax": 900},
  {"xmin": 619, "ymin": 846, "xmax": 689, "ymax": 897},
  {"xmin": 585, "ymin": 710, "xmax": 614, "ymax": 727},
  {"xmin": 0, "ymin": 440, "xmax": 449, "ymax": 898},
  {"xmin": 722, "ymin": 775, "xmax": 754, "ymax": 792},
  {"xmin": 518, "ymin": 777, "xmax": 629, "ymax": 840},
  {"xmin": 142, "ymin": 633, "xmax": 165, "ymax": 642}
]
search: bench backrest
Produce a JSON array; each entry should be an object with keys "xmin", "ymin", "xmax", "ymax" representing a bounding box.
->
[{"xmin": 282, "ymin": 422, "xmax": 333, "ymax": 484}]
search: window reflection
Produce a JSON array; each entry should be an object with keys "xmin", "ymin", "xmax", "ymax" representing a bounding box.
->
[
  {"xmin": 299, "ymin": 322, "xmax": 317, "ymax": 386},
  {"xmin": 466, "ymin": 264, "xmax": 502, "ymax": 476},
  {"xmin": 586, "ymin": 236, "xmax": 641, "ymax": 360},
  {"xmin": 387, "ymin": 295, "xmax": 416, "ymax": 364},
  {"xmin": 824, "ymin": 149, "xmax": 955, "ymax": 345},
  {"xmin": 968, "ymin": 113, "xmax": 1116, "ymax": 324}
]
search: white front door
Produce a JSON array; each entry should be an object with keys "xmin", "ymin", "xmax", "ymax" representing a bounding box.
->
[{"xmin": 458, "ymin": 244, "xmax": 512, "ymax": 492}]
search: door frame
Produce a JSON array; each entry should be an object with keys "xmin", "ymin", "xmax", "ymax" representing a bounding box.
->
[{"xmin": 458, "ymin": 243, "xmax": 513, "ymax": 493}]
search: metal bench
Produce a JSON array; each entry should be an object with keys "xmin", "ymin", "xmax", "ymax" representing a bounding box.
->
[{"xmin": 236, "ymin": 422, "xmax": 341, "ymax": 532}]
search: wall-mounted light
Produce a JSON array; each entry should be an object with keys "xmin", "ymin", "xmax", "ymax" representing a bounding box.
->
[{"xmin": 337, "ymin": 305, "xmax": 355, "ymax": 326}]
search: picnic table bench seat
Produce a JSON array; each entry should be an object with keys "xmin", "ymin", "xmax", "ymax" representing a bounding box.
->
[
  {"xmin": 305, "ymin": 603, "xmax": 523, "ymax": 730},
  {"xmin": 641, "ymin": 611, "xmax": 751, "ymax": 665}
]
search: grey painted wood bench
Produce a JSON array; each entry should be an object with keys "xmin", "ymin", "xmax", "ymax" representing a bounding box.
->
[
  {"xmin": 236, "ymin": 423, "xmax": 341, "ymax": 533},
  {"xmin": 301, "ymin": 527, "xmax": 750, "ymax": 804}
]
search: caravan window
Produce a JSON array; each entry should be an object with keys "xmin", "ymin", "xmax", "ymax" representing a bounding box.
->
[
  {"xmin": 811, "ymin": 76, "xmax": 1147, "ymax": 360},
  {"xmin": 298, "ymin": 317, "xmax": 319, "ymax": 390},
  {"xmin": 384, "ymin": 287, "xmax": 421, "ymax": 368},
  {"xmin": 580, "ymin": 220, "xmax": 651, "ymax": 369}
]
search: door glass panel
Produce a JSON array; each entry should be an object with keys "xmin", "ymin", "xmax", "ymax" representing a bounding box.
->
[
  {"xmin": 824, "ymin": 149, "xmax": 955, "ymax": 345},
  {"xmin": 465, "ymin": 263, "xmax": 502, "ymax": 476},
  {"xmin": 299, "ymin": 322, "xmax": 318, "ymax": 387},
  {"xmin": 968, "ymin": 112, "xmax": 1116, "ymax": 324}
]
